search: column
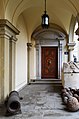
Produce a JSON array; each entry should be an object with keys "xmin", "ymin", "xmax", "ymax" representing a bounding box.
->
[
  {"xmin": 27, "ymin": 43, "xmax": 32, "ymax": 83},
  {"xmin": 36, "ymin": 43, "xmax": 41, "ymax": 79},
  {"xmin": 9, "ymin": 36, "xmax": 18, "ymax": 91},
  {"xmin": 67, "ymin": 42, "xmax": 75, "ymax": 61},
  {"xmin": 0, "ymin": 19, "xmax": 19, "ymax": 103},
  {"xmin": 59, "ymin": 42, "xmax": 62, "ymax": 79}
]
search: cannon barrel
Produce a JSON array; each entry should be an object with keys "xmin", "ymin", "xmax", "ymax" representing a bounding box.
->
[{"xmin": 6, "ymin": 91, "xmax": 21, "ymax": 115}]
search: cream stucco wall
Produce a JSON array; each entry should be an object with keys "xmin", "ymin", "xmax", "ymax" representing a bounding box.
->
[{"xmin": 15, "ymin": 14, "xmax": 28, "ymax": 90}]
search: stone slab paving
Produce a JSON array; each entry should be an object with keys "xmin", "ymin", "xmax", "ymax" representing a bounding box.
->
[{"xmin": 0, "ymin": 84, "xmax": 79, "ymax": 119}]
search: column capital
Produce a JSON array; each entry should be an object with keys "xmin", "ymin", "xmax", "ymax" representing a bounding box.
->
[
  {"xmin": 67, "ymin": 42, "xmax": 76, "ymax": 50},
  {"xmin": 0, "ymin": 19, "xmax": 20, "ymax": 41},
  {"xmin": 27, "ymin": 43, "xmax": 32, "ymax": 49}
]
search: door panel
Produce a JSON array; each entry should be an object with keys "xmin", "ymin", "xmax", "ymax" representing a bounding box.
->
[{"xmin": 41, "ymin": 47, "xmax": 58, "ymax": 79}]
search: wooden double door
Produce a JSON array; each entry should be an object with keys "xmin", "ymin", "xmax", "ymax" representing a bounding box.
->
[{"xmin": 41, "ymin": 47, "xmax": 58, "ymax": 79}]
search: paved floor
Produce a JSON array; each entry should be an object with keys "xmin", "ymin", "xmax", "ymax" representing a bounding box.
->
[{"xmin": 0, "ymin": 84, "xmax": 79, "ymax": 119}]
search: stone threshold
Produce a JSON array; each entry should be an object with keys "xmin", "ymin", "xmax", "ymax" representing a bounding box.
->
[{"xmin": 30, "ymin": 79, "xmax": 62, "ymax": 86}]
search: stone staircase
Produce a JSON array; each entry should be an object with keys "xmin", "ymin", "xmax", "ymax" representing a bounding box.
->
[{"xmin": 30, "ymin": 79, "xmax": 62, "ymax": 86}]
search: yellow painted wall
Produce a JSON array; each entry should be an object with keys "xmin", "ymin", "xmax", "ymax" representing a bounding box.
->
[
  {"xmin": 0, "ymin": 0, "xmax": 5, "ymax": 18},
  {"xmin": 15, "ymin": 14, "xmax": 28, "ymax": 90}
]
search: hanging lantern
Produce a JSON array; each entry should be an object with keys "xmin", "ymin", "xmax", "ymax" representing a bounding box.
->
[{"xmin": 41, "ymin": 0, "xmax": 49, "ymax": 28}]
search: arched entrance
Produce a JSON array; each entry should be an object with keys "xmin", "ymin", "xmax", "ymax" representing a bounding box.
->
[{"xmin": 32, "ymin": 24, "xmax": 67, "ymax": 82}]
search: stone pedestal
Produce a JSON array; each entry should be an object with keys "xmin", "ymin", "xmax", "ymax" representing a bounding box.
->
[
  {"xmin": 64, "ymin": 73, "xmax": 79, "ymax": 89},
  {"xmin": 63, "ymin": 62, "xmax": 79, "ymax": 89},
  {"xmin": 0, "ymin": 19, "xmax": 19, "ymax": 103}
]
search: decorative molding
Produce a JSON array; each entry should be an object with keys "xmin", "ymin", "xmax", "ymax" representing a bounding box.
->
[
  {"xmin": 9, "ymin": 36, "xmax": 18, "ymax": 43},
  {"xmin": 0, "ymin": 19, "xmax": 20, "ymax": 35},
  {"xmin": 35, "ymin": 39, "xmax": 62, "ymax": 79},
  {"xmin": 67, "ymin": 42, "xmax": 76, "ymax": 50},
  {"xmin": 32, "ymin": 23, "xmax": 67, "ymax": 40},
  {"xmin": 0, "ymin": 19, "xmax": 20, "ymax": 42},
  {"xmin": 27, "ymin": 43, "xmax": 32, "ymax": 48},
  {"xmin": 67, "ymin": 42, "xmax": 76, "ymax": 46}
]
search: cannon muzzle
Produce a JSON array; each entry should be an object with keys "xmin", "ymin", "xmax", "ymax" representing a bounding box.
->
[{"xmin": 6, "ymin": 91, "xmax": 21, "ymax": 115}]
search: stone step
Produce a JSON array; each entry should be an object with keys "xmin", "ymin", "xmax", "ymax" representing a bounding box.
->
[{"xmin": 30, "ymin": 79, "xmax": 62, "ymax": 86}]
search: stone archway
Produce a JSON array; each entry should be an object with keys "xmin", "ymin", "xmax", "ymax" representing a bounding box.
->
[{"xmin": 32, "ymin": 23, "xmax": 67, "ymax": 81}]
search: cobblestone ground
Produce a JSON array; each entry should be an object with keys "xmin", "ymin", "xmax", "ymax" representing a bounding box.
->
[{"xmin": 0, "ymin": 84, "xmax": 79, "ymax": 119}]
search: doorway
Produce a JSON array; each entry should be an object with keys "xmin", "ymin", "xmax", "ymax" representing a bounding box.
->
[{"xmin": 41, "ymin": 47, "xmax": 58, "ymax": 79}]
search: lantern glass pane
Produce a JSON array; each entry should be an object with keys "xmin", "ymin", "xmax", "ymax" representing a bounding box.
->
[{"xmin": 45, "ymin": 17, "xmax": 48, "ymax": 25}]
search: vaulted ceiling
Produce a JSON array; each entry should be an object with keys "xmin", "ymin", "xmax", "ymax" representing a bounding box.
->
[{"xmin": 2, "ymin": 0, "xmax": 79, "ymax": 34}]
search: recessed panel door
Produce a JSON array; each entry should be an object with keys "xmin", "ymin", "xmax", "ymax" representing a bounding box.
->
[{"xmin": 41, "ymin": 47, "xmax": 58, "ymax": 79}]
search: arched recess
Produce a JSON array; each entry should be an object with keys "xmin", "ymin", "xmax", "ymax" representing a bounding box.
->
[
  {"xmin": 30, "ymin": 23, "xmax": 67, "ymax": 81},
  {"xmin": 32, "ymin": 23, "xmax": 67, "ymax": 40}
]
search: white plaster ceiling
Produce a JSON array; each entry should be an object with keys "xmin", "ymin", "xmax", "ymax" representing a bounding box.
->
[{"xmin": 4, "ymin": 0, "xmax": 79, "ymax": 35}]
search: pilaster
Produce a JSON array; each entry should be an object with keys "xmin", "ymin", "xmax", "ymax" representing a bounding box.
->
[
  {"xmin": 59, "ymin": 41, "xmax": 62, "ymax": 79},
  {"xmin": 27, "ymin": 43, "xmax": 32, "ymax": 83},
  {"xmin": 67, "ymin": 42, "xmax": 76, "ymax": 61},
  {"xmin": 0, "ymin": 19, "xmax": 19, "ymax": 103}
]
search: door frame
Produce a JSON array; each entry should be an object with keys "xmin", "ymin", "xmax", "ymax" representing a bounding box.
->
[{"xmin": 36, "ymin": 39, "xmax": 62, "ymax": 80}]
